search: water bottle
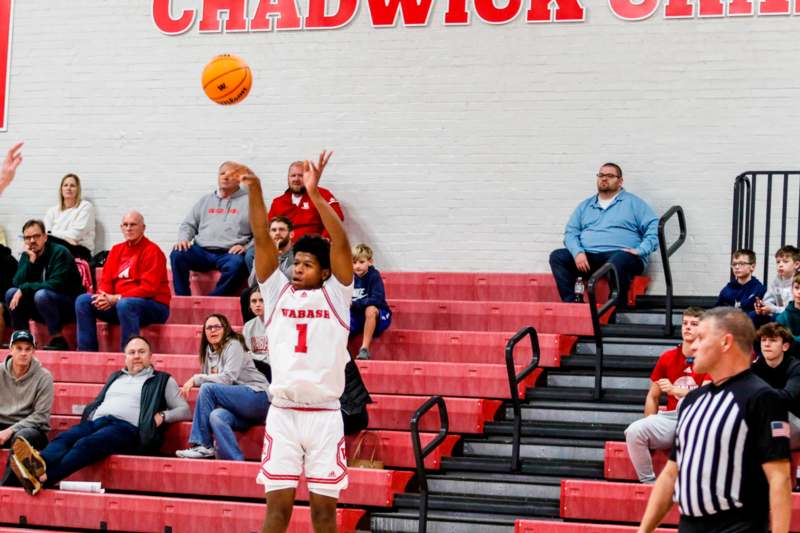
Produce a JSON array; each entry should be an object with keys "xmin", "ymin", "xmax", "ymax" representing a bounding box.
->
[{"xmin": 574, "ymin": 278, "xmax": 585, "ymax": 303}]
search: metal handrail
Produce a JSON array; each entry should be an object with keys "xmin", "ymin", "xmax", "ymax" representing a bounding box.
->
[
  {"xmin": 410, "ymin": 395, "xmax": 449, "ymax": 533},
  {"xmin": 505, "ymin": 326, "xmax": 540, "ymax": 472},
  {"xmin": 657, "ymin": 206, "xmax": 687, "ymax": 336},
  {"xmin": 587, "ymin": 262, "xmax": 620, "ymax": 401}
]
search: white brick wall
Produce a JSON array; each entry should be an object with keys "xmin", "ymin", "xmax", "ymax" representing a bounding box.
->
[{"xmin": 1, "ymin": 0, "xmax": 799, "ymax": 295}]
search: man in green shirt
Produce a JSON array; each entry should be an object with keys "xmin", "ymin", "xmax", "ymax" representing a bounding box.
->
[{"xmin": 5, "ymin": 220, "xmax": 84, "ymax": 350}]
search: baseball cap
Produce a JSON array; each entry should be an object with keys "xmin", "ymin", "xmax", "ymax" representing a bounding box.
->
[{"xmin": 10, "ymin": 330, "xmax": 35, "ymax": 346}]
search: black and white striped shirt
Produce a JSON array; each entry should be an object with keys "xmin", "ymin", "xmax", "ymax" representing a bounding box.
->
[{"xmin": 671, "ymin": 369, "xmax": 789, "ymax": 528}]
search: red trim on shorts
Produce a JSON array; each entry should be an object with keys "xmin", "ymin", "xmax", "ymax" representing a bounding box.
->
[
  {"xmin": 321, "ymin": 286, "xmax": 350, "ymax": 330},
  {"xmin": 307, "ymin": 436, "xmax": 349, "ymax": 485},
  {"xmin": 265, "ymin": 282, "xmax": 293, "ymax": 327},
  {"xmin": 260, "ymin": 422, "xmax": 302, "ymax": 482}
]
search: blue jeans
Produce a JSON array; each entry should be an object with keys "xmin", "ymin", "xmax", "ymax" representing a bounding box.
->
[
  {"xmin": 75, "ymin": 293, "xmax": 170, "ymax": 352},
  {"xmin": 169, "ymin": 244, "xmax": 248, "ymax": 296},
  {"xmin": 4, "ymin": 287, "xmax": 76, "ymax": 335},
  {"xmin": 245, "ymin": 246, "xmax": 256, "ymax": 273},
  {"xmin": 188, "ymin": 383, "xmax": 269, "ymax": 461},
  {"xmin": 549, "ymin": 248, "xmax": 645, "ymax": 308},
  {"xmin": 40, "ymin": 416, "xmax": 138, "ymax": 486}
]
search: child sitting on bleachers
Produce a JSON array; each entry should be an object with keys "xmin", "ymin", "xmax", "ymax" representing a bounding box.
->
[
  {"xmin": 242, "ymin": 286, "xmax": 270, "ymax": 381},
  {"xmin": 351, "ymin": 244, "xmax": 392, "ymax": 360},
  {"xmin": 755, "ymin": 245, "xmax": 800, "ymax": 320},
  {"xmin": 776, "ymin": 273, "xmax": 800, "ymax": 345},
  {"xmin": 716, "ymin": 249, "xmax": 766, "ymax": 320}
]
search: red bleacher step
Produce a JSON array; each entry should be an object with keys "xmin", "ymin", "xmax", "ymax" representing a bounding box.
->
[
  {"xmin": 604, "ymin": 441, "xmax": 669, "ymax": 481},
  {"xmin": 49, "ymin": 383, "xmax": 496, "ymax": 433},
  {"xmin": 0, "ymin": 487, "xmax": 363, "ymax": 533},
  {"xmin": 0, "ymin": 451, "xmax": 411, "ymax": 508},
  {"xmin": 515, "ymin": 520, "xmax": 674, "ymax": 532},
  {"xmin": 39, "ymin": 351, "xmax": 545, "ymax": 399},
  {"xmin": 49, "ymin": 416, "xmax": 458, "ymax": 469},
  {"xmin": 562, "ymin": 479, "xmax": 800, "ymax": 531}
]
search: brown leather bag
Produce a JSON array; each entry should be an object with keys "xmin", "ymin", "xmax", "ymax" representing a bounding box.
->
[{"xmin": 347, "ymin": 431, "xmax": 384, "ymax": 469}]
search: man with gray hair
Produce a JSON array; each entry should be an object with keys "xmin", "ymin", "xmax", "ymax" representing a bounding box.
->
[
  {"xmin": 75, "ymin": 211, "xmax": 171, "ymax": 352},
  {"xmin": 638, "ymin": 307, "xmax": 792, "ymax": 533},
  {"xmin": 170, "ymin": 162, "xmax": 252, "ymax": 296}
]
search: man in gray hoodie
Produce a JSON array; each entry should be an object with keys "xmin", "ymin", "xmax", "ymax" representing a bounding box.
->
[
  {"xmin": 170, "ymin": 161, "xmax": 253, "ymax": 296},
  {"xmin": 0, "ymin": 330, "xmax": 53, "ymax": 485}
]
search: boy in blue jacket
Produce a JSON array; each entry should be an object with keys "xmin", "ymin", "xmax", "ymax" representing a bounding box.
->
[
  {"xmin": 716, "ymin": 249, "xmax": 766, "ymax": 321},
  {"xmin": 351, "ymin": 244, "xmax": 392, "ymax": 360}
]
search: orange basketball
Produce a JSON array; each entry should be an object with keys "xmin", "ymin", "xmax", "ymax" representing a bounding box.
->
[{"xmin": 202, "ymin": 54, "xmax": 252, "ymax": 105}]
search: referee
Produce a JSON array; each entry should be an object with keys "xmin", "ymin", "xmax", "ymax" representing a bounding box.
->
[{"xmin": 638, "ymin": 307, "xmax": 792, "ymax": 533}]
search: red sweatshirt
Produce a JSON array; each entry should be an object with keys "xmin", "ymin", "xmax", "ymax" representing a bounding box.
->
[
  {"xmin": 99, "ymin": 236, "xmax": 171, "ymax": 307},
  {"xmin": 268, "ymin": 187, "xmax": 344, "ymax": 243}
]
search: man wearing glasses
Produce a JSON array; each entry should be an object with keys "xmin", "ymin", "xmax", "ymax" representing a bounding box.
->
[
  {"xmin": 549, "ymin": 162, "xmax": 659, "ymax": 308},
  {"xmin": 4, "ymin": 220, "xmax": 84, "ymax": 350}
]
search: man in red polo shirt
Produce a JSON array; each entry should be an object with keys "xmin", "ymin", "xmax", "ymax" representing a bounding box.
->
[
  {"xmin": 624, "ymin": 307, "xmax": 710, "ymax": 483},
  {"xmin": 267, "ymin": 160, "xmax": 344, "ymax": 242},
  {"xmin": 75, "ymin": 211, "xmax": 171, "ymax": 352}
]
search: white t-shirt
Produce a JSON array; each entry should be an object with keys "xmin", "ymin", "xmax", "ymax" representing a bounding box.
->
[
  {"xmin": 259, "ymin": 269, "xmax": 353, "ymax": 408},
  {"xmin": 43, "ymin": 200, "xmax": 96, "ymax": 253}
]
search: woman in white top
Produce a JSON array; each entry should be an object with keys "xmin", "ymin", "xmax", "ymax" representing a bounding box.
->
[{"xmin": 43, "ymin": 173, "xmax": 95, "ymax": 261}]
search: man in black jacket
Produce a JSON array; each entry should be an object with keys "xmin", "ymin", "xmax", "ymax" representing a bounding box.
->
[
  {"xmin": 7, "ymin": 336, "xmax": 191, "ymax": 495},
  {"xmin": 753, "ymin": 322, "xmax": 800, "ymax": 448}
]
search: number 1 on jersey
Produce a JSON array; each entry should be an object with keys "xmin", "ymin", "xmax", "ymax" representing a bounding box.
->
[{"xmin": 294, "ymin": 323, "xmax": 308, "ymax": 354}]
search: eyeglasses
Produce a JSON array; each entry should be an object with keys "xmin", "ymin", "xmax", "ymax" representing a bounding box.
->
[
  {"xmin": 596, "ymin": 173, "xmax": 620, "ymax": 179},
  {"xmin": 22, "ymin": 233, "xmax": 44, "ymax": 241},
  {"xmin": 204, "ymin": 324, "xmax": 224, "ymax": 332},
  {"xmin": 731, "ymin": 262, "xmax": 753, "ymax": 267}
]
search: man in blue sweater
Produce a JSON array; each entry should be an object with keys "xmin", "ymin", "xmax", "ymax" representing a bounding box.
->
[
  {"xmin": 549, "ymin": 163, "xmax": 659, "ymax": 308},
  {"xmin": 351, "ymin": 244, "xmax": 392, "ymax": 360}
]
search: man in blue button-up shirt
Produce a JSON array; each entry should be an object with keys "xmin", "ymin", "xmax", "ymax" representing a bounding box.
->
[{"xmin": 549, "ymin": 163, "xmax": 659, "ymax": 308}]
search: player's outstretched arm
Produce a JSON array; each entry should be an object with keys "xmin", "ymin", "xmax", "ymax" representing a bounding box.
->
[
  {"xmin": 232, "ymin": 164, "xmax": 278, "ymax": 283},
  {"xmin": 637, "ymin": 460, "xmax": 678, "ymax": 533},
  {"xmin": 304, "ymin": 151, "xmax": 351, "ymax": 285},
  {"xmin": 0, "ymin": 142, "xmax": 23, "ymax": 196}
]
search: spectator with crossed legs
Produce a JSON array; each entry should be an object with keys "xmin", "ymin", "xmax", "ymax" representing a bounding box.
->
[{"xmin": 176, "ymin": 313, "xmax": 269, "ymax": 461}]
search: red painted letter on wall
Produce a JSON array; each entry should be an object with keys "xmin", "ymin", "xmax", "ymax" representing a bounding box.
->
[
  {"xmin": 367, "ymin": 0, "xmax": 435, "ymax": 26},
  {"xmin": 199, "ymin": 0, "xmax": 248, "ymax": 32},
  {"xmin": 306, "ymin": 0, "xmax": 358, "ymax": 29},
  {"xmin": 251, "ymin": 0, "xmax": 303, "ymax": 30},
  {"xmin": 608, "ymin": 0, "xmax": 659, "ymax": 19},
  {"xmin": 152, "ymin": 0, "xmax": 196, "ymax": 34},
  {"xmin": 527, "ymin": 0, "xmax": 585, "ymax": 22},
  {"xmin": 0, "ymin": 0, "xmax": 11, "ymax": 131}
]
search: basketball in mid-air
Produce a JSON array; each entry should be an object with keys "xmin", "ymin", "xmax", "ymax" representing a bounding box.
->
[{"xmin": 202, "ymin": 54, "xmax": 252, "ymax": 105}]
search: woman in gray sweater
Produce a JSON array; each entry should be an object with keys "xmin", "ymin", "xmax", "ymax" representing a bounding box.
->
[{"xmin": 175, "ymin": 313, "xmax": 269, "ymax": 460}]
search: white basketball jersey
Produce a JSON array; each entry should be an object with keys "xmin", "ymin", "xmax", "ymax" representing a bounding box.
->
[{"xmin": 259, "ymin": 269, "xmax": 353, "ymax": 408}]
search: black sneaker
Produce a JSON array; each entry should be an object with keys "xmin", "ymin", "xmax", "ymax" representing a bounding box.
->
[{"xmin": 44, "ymin": 336, "xmax": 69, "ymax": 351}]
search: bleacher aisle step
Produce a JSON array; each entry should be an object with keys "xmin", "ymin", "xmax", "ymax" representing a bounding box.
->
[
  {"xmin": 544, "ymin": 370, "xmax": 650, "ymax": 391},
  {"xmin": 427, "ymin": 471, "xmax": 562, "ymax": 499},
  {"xmin": 441, "ymin": 456, "xmax": 604, "ymax": 479},
  {"xmin": 485, "ymin": 420, "xmax": 625, "ymax": 442},
  {"xmin": 0, "ymin": 487, "xmax": 364, "ymax": 532},
  {"xmin": 463, "ymin": 436, "xmax": 605, "ymax": 461},
  {"xmin": 575, "ymin": 338, "xmax": 676, "ymax": 357},
  {"xmin": 527, "ymin": 387, "xmax": 647, "ymax": 404},
  {"xmin": 371, "ymin": 509, "xmax": 518, "ymax": 533}
]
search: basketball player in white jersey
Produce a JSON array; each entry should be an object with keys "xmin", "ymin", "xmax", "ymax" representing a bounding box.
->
[{"xmin": 233, "ymin": 151, "xmax": 352, "ymax": 533}]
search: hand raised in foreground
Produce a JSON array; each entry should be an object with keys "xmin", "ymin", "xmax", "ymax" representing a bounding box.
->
[
  {"xmin": 227, "ymin": 163, "xmax": 260, "ymax": 188},
  {"xmin": 0, "ymin": 142, "xmax": 22, "ymax": 195},
  {"xmin": 302, "ymin": 150, "xmax": 332, "ymax": 196}
]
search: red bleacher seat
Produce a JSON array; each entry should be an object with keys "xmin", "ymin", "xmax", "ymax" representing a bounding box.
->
[
  {"xmin": 604, "ymin": 441, "xmax": 668, "ymax": 481},
  {"xmin": 0, "ymin": 451, "xmax": 411, "ymax": 508},
  {"xmin": 48, "ymin": 383, "xmax": 496, "ymax": 433},
  {"xmin": 515, "ymin": 520, "xmax": 673, "ymax": 532},
  {"xmin": 0, "ymin": 487, "xmax": 364, "ymax": 533},
  {"xmin": 561, "ymin": 479, "xmax": 800, "ymax": 531},
  {"xmin": 47, "ymin": 416, "xmax": 458, "ymax": 469}
]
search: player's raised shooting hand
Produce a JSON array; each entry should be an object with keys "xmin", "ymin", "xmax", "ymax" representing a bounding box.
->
[
  {"xmin": 303, "ymin": 150, "xmax": 332, "ymax": 196},
  {"xmin": 0, "ymin": 142, "xmax": 22, "ymax": 195},
  {"xmin": 228, "ymin": 163, "xmax": 259, "ymax": 188}
]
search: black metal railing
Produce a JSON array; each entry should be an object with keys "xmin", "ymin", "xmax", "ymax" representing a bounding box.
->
[
  {"xmin": 410, "ymin": 395, "xmax": 449, "ymax": 533},
  {"xmin": 732, "ymin": 171, "xmax": 800, "ymax": 285},
  {"xmin": 587, "ymin": 263, "xmax": 620, "ymax": 401},
  {"xmin": 504, "ymin": 326, "xmax": 540, "ymax": 472},
  {"xmin": 658, "ymin": 206, "xmax": 687, "ymax": 336}
]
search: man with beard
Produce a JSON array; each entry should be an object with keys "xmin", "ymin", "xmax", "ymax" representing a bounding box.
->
[
  {"xmin": 549, "ymin": 162, "xmax": 659, "ymax": 308},
  {"xmin": 267, "ymin": 161, "xmax": 344, "ymax": 243},
  {"xmin": 241, "ymin": 216, "xmax": 295, "ymax": 322}
]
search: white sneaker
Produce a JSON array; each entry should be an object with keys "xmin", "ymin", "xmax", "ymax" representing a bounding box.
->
[{"xmin": 175, "ymin": 445, "xmax": 215, "ymax": 459}]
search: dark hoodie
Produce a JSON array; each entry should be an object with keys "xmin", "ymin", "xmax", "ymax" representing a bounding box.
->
[{"xmin": 0, "ymin": 355, "xmax": 53, "ymax": 433}]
